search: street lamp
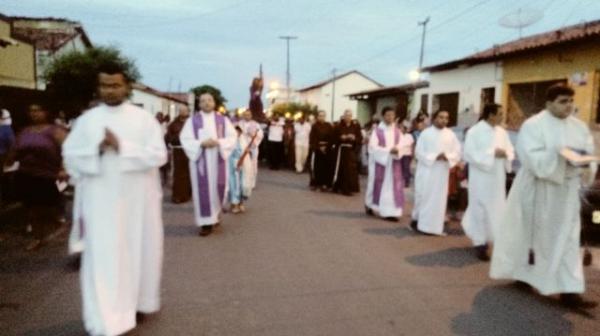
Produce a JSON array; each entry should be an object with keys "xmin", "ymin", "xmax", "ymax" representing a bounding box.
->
[
  {"xmin": 408, "ymin": 69, "xmax": 421, "ymax": 82},
  {"xmin": 279, "ymin": 36, "xmax": 298, "ymax": 102}
]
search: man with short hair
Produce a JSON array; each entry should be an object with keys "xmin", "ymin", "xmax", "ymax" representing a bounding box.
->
[
  {"xmin": 332, "ymin": 109, "xmax": 362, "ymax": 195},
  {"xmin": 238, "ymin": 110, "xmax": 264, "ymax": 189},
  {"xmin": 461, "ymin": 103, "xmax": 514, "ymax": 261},
  {"xmin": 62, "ymin": 62, "xmax": 167, "ymax": 336},
  {"xmin": 411, "ymin": 110, "xmax": 462, "ymax": 235},
  {"xmin": 365, "ymin": 107, "xmax": 412, "ymax": 220},
  {"xmin": 166, "ymin": 105, "xmax": 192, "ymax": 203},
  {"xmin": 180, "ymin": 92, "xmax": 236, "ymax": 237},
  {"xmin": 294, "ymin": 115, "xmax": 311, "ymax": 173},
  {"xmin": 490, "ymin": 84, "xmax": 597, "ymax": 309},
  {"xmin": 267, "ymin": 114, "xmax": 285, "ymax": 170},
  {"xmin": 309, "ymin": 111, "xmax": 334, "ymax": 191},
  {"xmin": 0, "ymin": 108, "xmax": 15, "ymax": 204}
]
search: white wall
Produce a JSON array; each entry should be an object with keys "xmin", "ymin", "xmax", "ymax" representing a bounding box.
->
[
  {"xmin": 299, "ymin": 72, "xmax": 381, "ymax": 122},
  {"xmin": 131, "ymin": 89, "xmax": 187, "ymax": 120},
  {"xmin": 411, "ymin": 62, "xmax": 503, "ymax": 127},
  {"xmin": 131, "ymin": 89, "xmax": 164, "ymax": 115}
]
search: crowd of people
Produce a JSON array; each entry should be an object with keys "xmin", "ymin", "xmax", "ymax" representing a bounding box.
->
[{"xmin": 0, "ymin": 58, "xmax": 598, "ymax": 335}]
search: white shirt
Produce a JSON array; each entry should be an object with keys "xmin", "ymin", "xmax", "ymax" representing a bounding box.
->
[
  {"xmin": 294, "ymin": 122, "xmax": 311, "ymax": 147},
  {"xmin": 268, "ymin": 118, "xmax": 284, "ymax": 142}
]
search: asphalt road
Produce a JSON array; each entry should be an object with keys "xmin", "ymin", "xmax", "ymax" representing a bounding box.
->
[{"xmin": 1, "ymin": 168, "xmax": 599, "ymax": 335}]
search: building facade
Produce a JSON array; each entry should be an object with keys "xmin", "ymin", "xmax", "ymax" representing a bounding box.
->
[
  {"xmin": 0, "ymin": 16, "xmax": 36, "ymax": 89},
  {"xmin": 415, "ymin": 62, "xmax": 503, "ymax": 128},
  {"xmin": 297, "ymin": 71, "xmax": 382, "ymax": 122},
  {"xmin": 348, "ymin": 81, "xmax": 428, "ymax": 125}
]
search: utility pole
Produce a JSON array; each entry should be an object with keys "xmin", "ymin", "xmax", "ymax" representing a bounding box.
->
[
  {"xmin": 330, "ymin": 68, "xmax": 336, "ymax": 122},
  {"xmin": 418, "ymin": 17, "xmax": 430, "ymax": 73},
  {"xmin": 279, "ymin": 36, "xmax": 298, "ymax": 102}
]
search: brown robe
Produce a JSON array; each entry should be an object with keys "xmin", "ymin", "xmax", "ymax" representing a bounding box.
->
[
  {"xmin": 309, "ymin": 121, "xmax": 334, "ymax": 188},
  {"xmin": 332, "ymin": 120, "xmax": 362, "ymax": 194},
  {"xmin": 166, "ymin": 117, "xmax": 191, "ymax": 203}
]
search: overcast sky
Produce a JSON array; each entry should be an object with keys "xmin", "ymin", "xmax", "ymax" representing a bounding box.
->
[{"xmin": 3, "ymin": 0, "xmax": 600, "ymax": 107}]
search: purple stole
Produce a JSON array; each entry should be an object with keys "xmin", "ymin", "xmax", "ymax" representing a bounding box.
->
[
  {"xmin": 192, "ymin": 112, "xmax": 226, "ymax": 217},
  {"xmin": 372, "ymin": 126, "xmax": 404, "ymax": 208}
]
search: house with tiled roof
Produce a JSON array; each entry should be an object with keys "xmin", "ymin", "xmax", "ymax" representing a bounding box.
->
[
  {"xmin": 131, "ymin": 83, "xmax": 189, "ymax": 120},
  {"xmin": 417, "ymin": 19, "xmax": 600, "ymax": 130},
  {"xmin": 347, "ymin": 81, "xmax": 429, "ymax": 125},
  {"xmin": 8, "ymin": 15, "xmax": 93, "ymax": 90},
  {"xmin": 296, "ymin": 70, "xmax": 383, "ymax": 122},
  {"xmin": 0, "ymin": 14, "xmax": 36, "ymax": 89}
]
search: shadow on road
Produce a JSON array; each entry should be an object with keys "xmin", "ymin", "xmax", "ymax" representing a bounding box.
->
[
  {"xmin": 451, "ymin": 284, "xmax": 574, "ymax": 336},
  {"xmin": 261, "ymin": 178, "xmax": 308, "ymax": 191},
  {"xmin": 306, "ymin": 209, "xmax": 365, "ymax": 219},
  {"xmin": 23, "ymin": 320, "xmax": 84, "ymax": 336},
  {"xmin": 162, "ymin": 203, "xmax": 193, "ymax": 212},
  {"xmin": 0, "ymin": 254, "xmax": 67, "ymax": 274},
  {"xmin": 405, "ymin": 246, "xmax": 479, "ymax": 268},
  {"xmin": 363, "ymin": 226, "xmax": 413, "ymax": 239},
  {"xmin": 164, "ymin": 224, "xmax": 198, "ymax": 237}
]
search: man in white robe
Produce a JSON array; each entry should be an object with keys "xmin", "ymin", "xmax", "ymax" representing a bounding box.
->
[
  {"xmin": 461, "ymin": 104, "xmax": 514, "ymax": 261},
  {"xmin": 238, "ymin": 110, "xmax": 263, "ymax": 190},
  {"xmin": 412, "ymin": 110, "xmax": 462, "ymax": 235},
  {"xmin": 294, "ymin": 117, "xmax": 311, "ymax": 173},
  {"xmin": 180, "ymin": 92, "xmax": 236, "ymax": 237},
  {"xmin": 63, "ymin": 66, "xmax": 167, "ymax": 336},
  {"xmin": 490, "ymin": 84, "xmax": 597, "ymax": 309},
  {"xmin": 365, "ymin": 107, "xmax": 412, "ymax": 221}
]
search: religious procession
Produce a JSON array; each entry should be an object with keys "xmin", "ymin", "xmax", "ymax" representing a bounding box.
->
[{"xmin": 2, "ymin": 2, "xmax": 600, "ymax": 335}]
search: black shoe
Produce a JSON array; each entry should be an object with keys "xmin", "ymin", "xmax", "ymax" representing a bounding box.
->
[
  {"xmin": 513, "ymin": 280, "xmax": 533, "ymax": 291},
  {"xmin": 365, "ymin": 206, "xmax": 374, "ymax": 216},
  {"xmin": 136, "ymin": 312, "xmax": 147, "ymax": 324},
  {"xmin": 66, "ymin": 254, "xmax": 81, "ymax": 272},
  {"xmin": 384, "ymin": 217, "xmax": 399, "ymax": 222},
  {"xmin": 560, "ymin": 294, "xmax": 598, "ymax": 309},
  {"xmin": 409, "ymin": 220, "xmax": 418, "ymax": 231},
  {"xmin": 199, "ymin": 226, "xmax": 213, "ymax": 237},
  {"xmin": 475, "ymin": 245, "xmax": 490, "ymax": 262}
]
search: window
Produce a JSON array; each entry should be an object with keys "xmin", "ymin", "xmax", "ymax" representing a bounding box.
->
[
  {"xmin": 420, "ymin": 94, "xmax": 428, "ymax": 114},
  {"xmin": 433, "ymin": 92, "xmax": 459, "ymax": 127}
]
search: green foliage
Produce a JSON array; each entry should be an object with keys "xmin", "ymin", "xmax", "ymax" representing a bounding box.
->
[
  {"xmin": 270, "ymin": 102, "xmax": 318, "ymax": 118},
  {"xmin": 43, "ymin": 46, "xmax": 140, "ymax": 118},
  {"xmin": 190, "ymin": 85, "xmax": 227, "ymax": 110}
]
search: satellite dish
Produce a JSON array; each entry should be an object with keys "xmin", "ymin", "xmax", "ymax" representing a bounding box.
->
[{"xmin": 499, "ymin": 7, "xmax": 543, "ymax": 38}]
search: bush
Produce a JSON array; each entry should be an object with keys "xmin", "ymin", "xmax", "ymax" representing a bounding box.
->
[
  {"xmin": 270, "ymin": 102, "xmax": 318, "ymax": 118},
  {"xmin": 44, "ymin": 46, "xmax": 140, "ymax": 119}
]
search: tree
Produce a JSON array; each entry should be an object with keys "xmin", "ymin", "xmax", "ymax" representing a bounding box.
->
[
  {"xmin": 43, "ymin": 46, "xmax": 140, "ymax": 119},
  {"xmin": 190, "ymin": 85, "xmax": 227, "ymax": 111},
  {"xmin": 270, "ymin": 102, "xmax": 318, "ymax": 119}
]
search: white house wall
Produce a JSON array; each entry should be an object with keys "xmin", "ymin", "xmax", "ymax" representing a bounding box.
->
[
  {"xmin": 411, "ymin": 62, "xmax": 503, "ymax": 127},
  {"xmin": 299, "ymin": 72, "xmax": 381, "ymax": 122},
  {"xmin": 131, "ymin": 89, "xmax": 164, "ymax": 115}
]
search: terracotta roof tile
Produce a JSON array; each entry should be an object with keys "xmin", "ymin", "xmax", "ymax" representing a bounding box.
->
[
  {"xmin": 423, "ymin": 19, "xmax": 600, "ymax": 72},
  {"xmin": 11, "ymin": 27, "xmax": 78, "ymax": 51}
]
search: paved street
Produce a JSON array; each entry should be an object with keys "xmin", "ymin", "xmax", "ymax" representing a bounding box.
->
[{"xmin": 1, "ymin": 168, "xmax": 599, "ymax": 335}]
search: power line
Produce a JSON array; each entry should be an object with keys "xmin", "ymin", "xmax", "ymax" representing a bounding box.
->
[
  {"xmin": 335, "ymin": 0, "xmax": 492, "ymax": 73},
  {"xmin": 94, "ymin": 0, "xmax": 253, "ymax": 30}
]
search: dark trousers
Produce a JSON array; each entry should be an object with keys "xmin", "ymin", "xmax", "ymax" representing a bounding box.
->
[
  {"xmin": 268, "ymin": 141, "xmax": 284, "ymax": 170},
  {"xmin": 401, "ymin": 155, "xmax": 412, "ymax": 186},
  {"xmin": 311, "ymin": 149, "xmax": 333, "ymax": 188}
]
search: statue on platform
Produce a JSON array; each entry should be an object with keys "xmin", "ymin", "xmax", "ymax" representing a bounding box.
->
[{"xmin": 249, "ymin": 65, "xmax": 265, "ymax": 122}]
